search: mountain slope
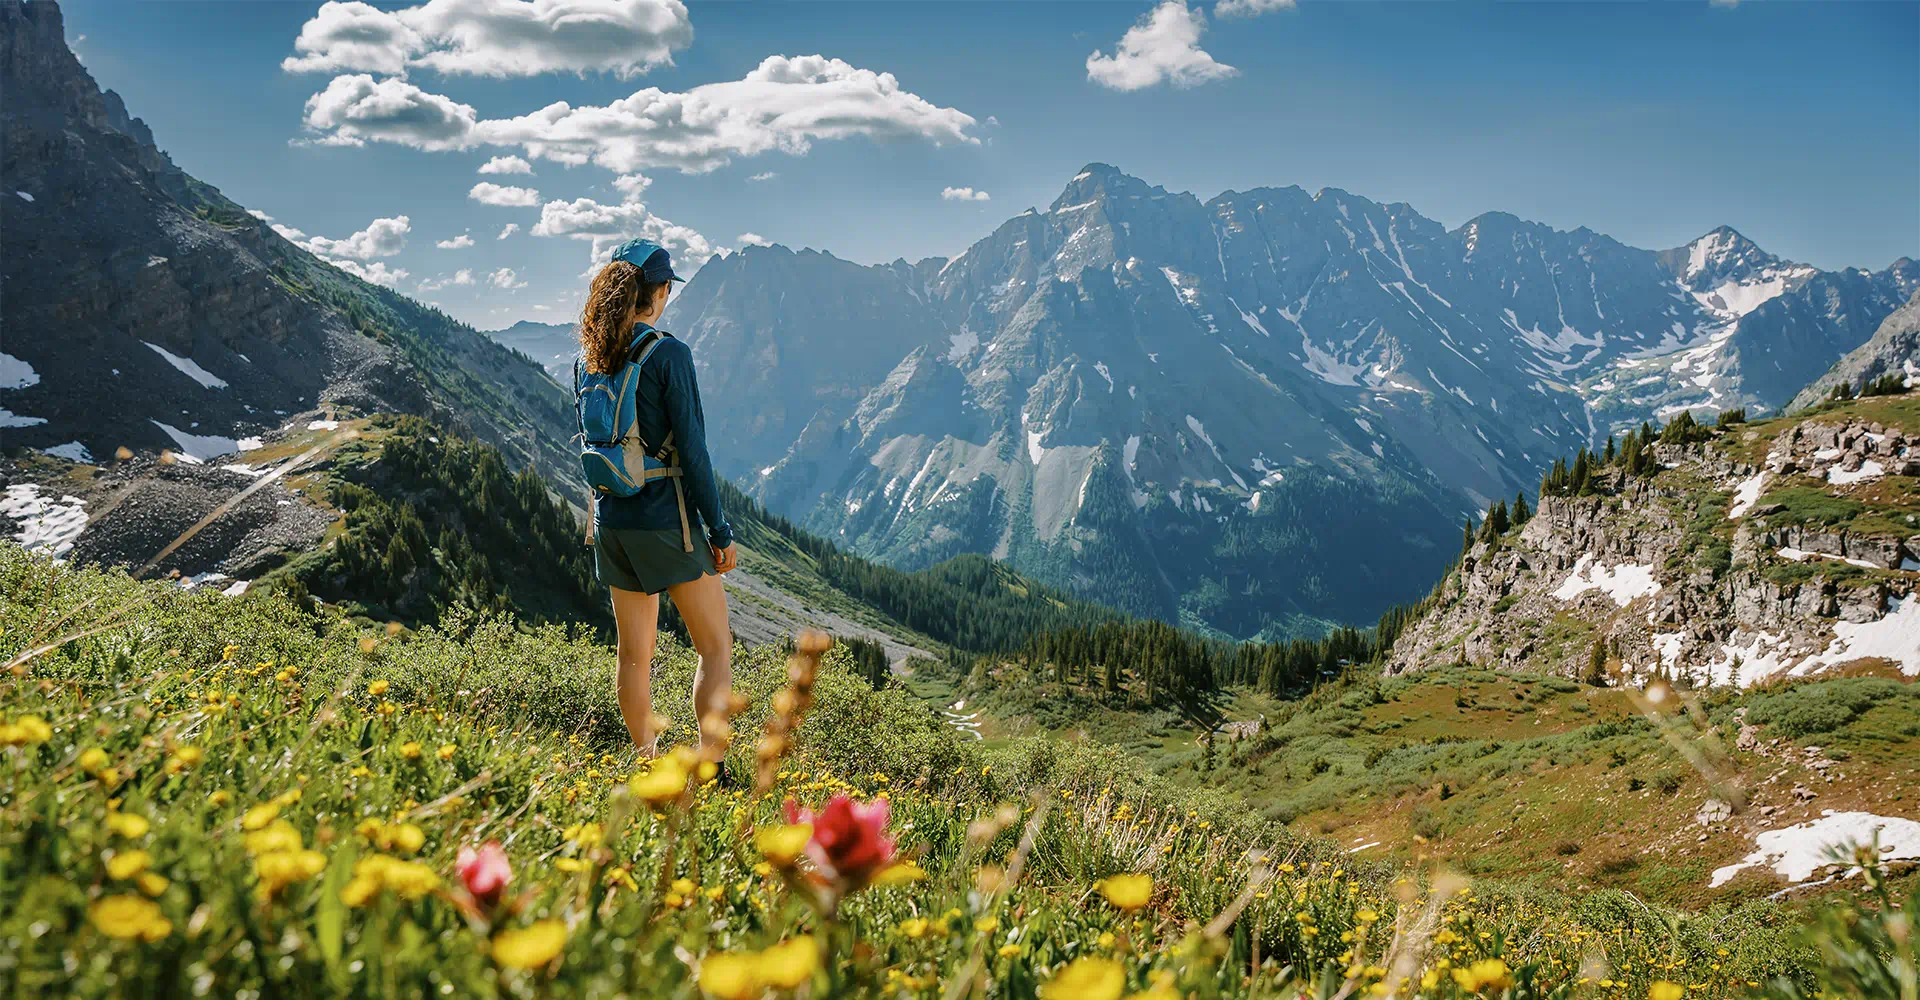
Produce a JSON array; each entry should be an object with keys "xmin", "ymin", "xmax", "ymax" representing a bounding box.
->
[
  {"xmin": 670, "ymin": 164, "xmax": 1913, "ymax": 638},
  {"xmin": 0, "ymin": 0, "xmax": 573, "ymax": 485},
  {"xmin": 1384, "ymin": 395, "xmax": 1920, "ymax": 684},
  {"xmin": 485, "ymin": 320, "xmax": 574, "ymax": 386},
  {"xmin": 1790, "ymin": 289, "xmax": 1920, "ymax": 411}
]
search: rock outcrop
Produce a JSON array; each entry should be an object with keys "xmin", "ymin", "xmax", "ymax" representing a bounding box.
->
[{"xmin": 1386, "ymin": 402, "xmax": 1919, "ymax": 686}]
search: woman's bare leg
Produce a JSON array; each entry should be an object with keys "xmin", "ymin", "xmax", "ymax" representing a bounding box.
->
[
  {"xmin": 609, "ymin": 586, "xmax": 661, "ymax": 757},
  {"xmin": 664, "ymin": 572, "xmax": 733, "ymax": 753}
]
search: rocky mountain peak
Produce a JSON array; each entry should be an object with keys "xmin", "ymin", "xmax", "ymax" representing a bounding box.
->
[{"xmin": 1667, "ymin": 225, "xmax": 1789, "ymax": 285}]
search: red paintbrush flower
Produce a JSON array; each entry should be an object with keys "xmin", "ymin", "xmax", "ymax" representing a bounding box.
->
[
  {"xmin": 456, "ymin": 840, "xmax": 511, "ymax": 908},
  {"xmin": 783, "ymin": 793, "xmax": 896, "ymax": 891}
]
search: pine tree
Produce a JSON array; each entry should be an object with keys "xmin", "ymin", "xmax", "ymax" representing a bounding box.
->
[
  {"xmin": 1512, "ymin": 491, "xmax": 1531, "ymax": 525},
  {"xmin": 1584, "ymin": 637, "xmax": 1607, "ymax": 686},
  {"xmin": 1603, "ymin": 435, "xmax": 1616, "ymax": 463},
  {"xmin": 1487, "ymin": 500, "xmax": 1510, "ymax": 537}
]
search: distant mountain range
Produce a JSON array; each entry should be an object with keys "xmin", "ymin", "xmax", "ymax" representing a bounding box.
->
[
  {"xmin": 486, "ymin": 320, "xmax": 576, "ymax": 386},
  {"xmin": 666, "ymin": 164, "xmax": 1915, "ymax": 637}
]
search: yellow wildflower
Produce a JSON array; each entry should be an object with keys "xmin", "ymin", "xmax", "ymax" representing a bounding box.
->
[
  {"xmin": 241, "ymin": 802, "xmax": 281, "ymax": 831},
  {"xmin": 1099, "ymin": 873, "xmax": 1153, "ymax": 912},
  {"xmin": 106, "ymin": 850, "xmax": 152, "ymax": 880},
  {"xmin": 137, "ymin": 872, "xmax": 170, "ymax": 897},
  {"xmin": 399, "ymin": 741, "xmax": 422, "ymax": 760},
  {"xmin": 873, "ymin": 861, "xmax": 927, "ymax": 886},
  {"xmin": 758, "ymin": 936, "xmax": 820, "ymax": 989},
  {"xmin": 437, "ymin": 743, "xmax": 456, "ymax": 760},
  {"xmin": 754, "ymin": 823, "xmax": 812, "ymax": 866},
  {"xmin": 492, "ymin": 919, "xmax": 567, "ymax": 970},
  {"xmin": 1452, "ymin": 959, "xmax": 1514, "ymax": 994},
  {"xmin": 699, "ymin": 951, "xmax": 759, "ymax": 1000},
  {"xmin": 629, "ymin": 749, "xmax": 694, "ymax": 804},
  {"xmin": 1650, "ymin": 984, "xmax": 1685, "ymax": 1000},
  {"xmin": 78, "ymin": 748, "xmax": 109, "ymax": 773},
  {"xmin": 107, "ymin": 812, "xmax": 150, "ymax": 838},
  {"xmin": 367, "ymin": 679, "xmax": 389, "ymax": 696},
  {"xmin": 208, "ymin": 789, "xmax": 233, "ymax": 807},
  {"xmin": 900, "ymin": 917, "xmax": 929, "ymax": 938},
  {"xmin": 1044, "ymin": 957, "xmax": 1125, "ymax": 1000},
  {"xmin": 90, "ymin": 894, "xmax": 171, "ymax": 941}
]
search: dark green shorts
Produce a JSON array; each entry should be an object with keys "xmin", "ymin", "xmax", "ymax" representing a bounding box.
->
[{"xmin": 594, "ymin": 528, "xmax": 711, "ymax": 596}]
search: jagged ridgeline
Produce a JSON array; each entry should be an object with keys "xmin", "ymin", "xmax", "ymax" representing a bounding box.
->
[{"xmin": 0, "ymin": 0, "xmax": 574, "ymax": 486}]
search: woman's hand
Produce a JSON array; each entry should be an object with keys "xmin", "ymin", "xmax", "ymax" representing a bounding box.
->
[{"xmin": 711, "ymin": 543, "xmax": 738, "ymax": 574}]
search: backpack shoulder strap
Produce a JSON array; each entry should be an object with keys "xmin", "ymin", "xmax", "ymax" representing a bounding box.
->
[{"xmin": 627, "ymin": 328, "xmax": 672, "ymax": 370}]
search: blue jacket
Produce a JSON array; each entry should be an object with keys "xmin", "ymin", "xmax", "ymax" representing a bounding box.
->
[{"xmin": 595, "ymin": 322, "xmax": 733, "ymax": 549}]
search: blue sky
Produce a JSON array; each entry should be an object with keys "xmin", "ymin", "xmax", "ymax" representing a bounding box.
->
[{"xmin": 65, "ymin": 0, "xmax": 1918, "ymax": 329}]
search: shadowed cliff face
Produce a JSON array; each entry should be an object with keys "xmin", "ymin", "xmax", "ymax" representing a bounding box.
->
[
  {"xmin": 1791, "ymin": 290, "xmax": 1920, "ymax": 412},
  {"xmin": 0, "ymin": 0, "xmax": 574, "ymax": 486}
]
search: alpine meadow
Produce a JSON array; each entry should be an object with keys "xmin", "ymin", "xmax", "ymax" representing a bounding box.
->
[{"xmin": 3, "ymin": 1, "xmax": 1918, "ymax": 999}]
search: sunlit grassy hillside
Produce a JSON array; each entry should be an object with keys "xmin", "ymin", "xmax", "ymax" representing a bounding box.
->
[{"xmin": 0, "ymin": 546, "xmax": 1909, "ymax": 998}]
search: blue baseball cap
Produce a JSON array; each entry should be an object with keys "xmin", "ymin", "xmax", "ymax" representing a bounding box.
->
[{"xmin": 610, "ymin": 238, "xmax": 685, "ymax": 282}]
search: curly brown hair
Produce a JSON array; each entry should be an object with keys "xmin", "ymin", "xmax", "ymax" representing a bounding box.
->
[{"xmin": 578, "ymin": 261, "xmax": 668, "ymax": 374}]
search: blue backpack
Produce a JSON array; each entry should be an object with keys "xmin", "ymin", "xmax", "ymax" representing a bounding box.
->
[{"xmin": 573, "ymin": 329, "xmax": 691, "ymax": 549}]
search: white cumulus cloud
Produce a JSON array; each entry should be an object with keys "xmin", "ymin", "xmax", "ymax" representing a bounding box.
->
[
  {"xmin": 328, "ymin": 258, "xmax": 409, "ymax": 287},
  {"xmin": 298, "ymin": 54, "xmax": 977, "ymax": 174},
  {"xmin": 436, "ymin": 231, "xmax": 475, "ymax": 248},
  {"xmin": 283, "ymin": 0, "xmax": 693, "ymax": 79},
  {"xmin": 469, "ymin": 181, "xmax": 541, "ymax": 206},
  {"xmin": 417, "ymin": 268, "xmax": 476, "ymax": 291},
  {"xmin": 941, "ymin": 186, "xmax": 990, "ymax": 201},
  {"xmin": 748, "ymin": 171, "xmax": 777, "ymax": 182},
  {"xmin": 533, "ymin": 187, "xmax": 716, "ymax": 272},
  {"xmin": 1087, "ymin": 1, "xmax": 1236, "ymax": 92},
  {"xmin": 477, "ymin": 154, "xmax": 533, "ymax": 174},
  {"xmin": 299, "ymin": 74, "xmax": 479, "ymax": 149},
  {"xmin": 736, "ymin": 232, "xmax": 771, "ymax": 247},
  {"xmin": 497, "ymin": 223, "xmax": 520, "ymax": 239},
  {"xmin": 1214, "ymin": 0, "xmax": 1293, "ymax": 17},
  {"xmin": 299, "ymin": 215, "xmax": 412, "ymax": 259},
  {"xmin": 247, "ymin": 209, "xmax": 273, "ymax": 221},
  {"xmin": 489, "ymin": 266, "xmax": 527, "ymax": 289}
]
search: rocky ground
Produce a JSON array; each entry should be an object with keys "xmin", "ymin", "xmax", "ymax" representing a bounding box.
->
[
  {"xmin": 0, "ymin": 452, "xmax": 335, "ymax": 587},
  {"xmin": 1386, "ymin": 397, "xmax": 1920, "ymax": 686}
]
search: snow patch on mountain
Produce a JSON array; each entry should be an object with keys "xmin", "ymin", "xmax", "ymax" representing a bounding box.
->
[
  {"xmin": 1727, "ymin": 472, "xmax": 1768, "ymax": 519},
  {"xmin": 143, "ymin": 342, "xmax": 229, "ymax": 390},
  {"xmin": 1, "ymin": 352, "xmax": 40, "ymax": 389},
  {"xmin": 2, "ymin": 484, "xmax": 87, "ymax": 559},
  {"xmin": 150, "ymin": 420, "xmax": 254, "ymax": 462},
  {"xmin": 1710, "ymin": 811, "xmax": 1920, "ymax": 888},
  {"xmin": 1828, "ymin": 460, "xmax": 1885, "ymax": 486},
  {"xmin": 1550, "ymin": 554, "xmax": 1661, "ymax": 606},
  {"xmin": 1805, "ymin": 597, "xmax": 1920, "ymax": 677},
  {"xmin": 1185, "ymin": 415, "xmax": 1248, "ymax": 490},
  {"xmin": 42, "ymin": 442, "xmax": 93, "ymax": 463},
  {"xmin": 0, "ymin": 408, "xmax": 47, "ymax": 428},
  {"xmin": 947, "ymin": 329, "xmax": 979, "ymax": 363},
  {"xmin": 1123, "ymin": 434, "xmax": 1148, "ymax": 508}
]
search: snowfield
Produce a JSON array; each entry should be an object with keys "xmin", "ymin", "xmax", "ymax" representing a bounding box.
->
[
  {"xmin": 0, "ymin": 351, "xmax": 39, "ymax": 390},
  {"xmin": 1550, "ymin": 554, "xmax": 1661, "ymax": 606},
  {"xmin": 1710, "ymin": 811, "xmax": 1920, "ymax": 888},
  {"xmin": 143, "ymin": 341, "xmax": 228, "ymax": 390},
  {"xmin": 2, "ymin": 484, "xmax": 88, "ymax": 559}
]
